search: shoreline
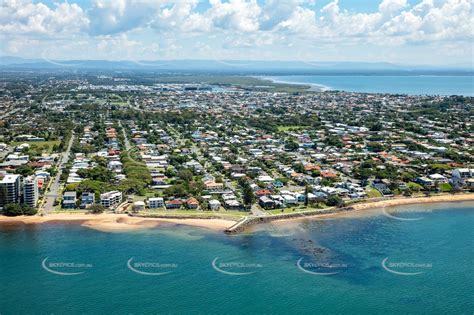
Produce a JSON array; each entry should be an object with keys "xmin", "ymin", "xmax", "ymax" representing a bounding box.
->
[
  {"xmin": 270, "ymin": 193, "xmax": 474, "ymax": 224},
  {"xmin": 0, "ymin": 213, "xmax": 237, "ymax": 232},
  {"xmin": 253, "ymin": 75, "xmax": 331, "ymax": 92},
  {"xmin": 1, "ymin": 193, "xmax": 473, "ymax": 232}
]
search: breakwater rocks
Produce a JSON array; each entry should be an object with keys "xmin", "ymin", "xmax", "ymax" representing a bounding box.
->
[{"xmin": 225, "ymin": 206, "xmax": 354, "ymax": 234}]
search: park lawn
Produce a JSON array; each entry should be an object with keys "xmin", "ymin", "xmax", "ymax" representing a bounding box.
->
[
  {"xmin": 137, "ymin": 209, "xmax": 247, "ymax": 219},
  {"xmin": 439, "ymin": 182, "xmax": 452, "ymax": 192},
  {"xmin": 267, "ymin": 204, "xmax": 328, "ymax": 215},
  {"xmin": 110, "ymin": 101, "xmax": 128, "ymax": 106},
  {"xmin": 10, "ymin": 140, "xmax": 60, "ymax": 153},
  {"xmin": 366, "ymin": 187, "xmax": 383, "ymax": 198},
  {"xmin": 277, "ymin": 125, "xmax": 310, "ymax": 132},
  {"xmin": 407, "ymin": 182, "xmax": 424, "ymax": 191}
]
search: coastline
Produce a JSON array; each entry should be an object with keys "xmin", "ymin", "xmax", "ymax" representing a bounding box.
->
[
  {"xmin": 1, "ymin": 193, "xmax": 473, "ymax": 232},
  {"xmin": 0, "ymin": 213, "xmax": 237, "ymax": 232},
  {"xmin": 254, "ymin": 75, "xmax": 331, "ymax": 92},
  {"xmin": 272, "ymin": 193, "xmax": 474, "ymax": 224}
]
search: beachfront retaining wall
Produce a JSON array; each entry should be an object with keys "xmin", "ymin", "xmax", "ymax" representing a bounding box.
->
[{"xmin": 225, "ymin": 206, "xmax": 353, "ymax": 234}]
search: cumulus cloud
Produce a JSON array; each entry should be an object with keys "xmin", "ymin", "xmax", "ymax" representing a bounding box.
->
[
  {"xmin": 0, "ymin": 0, "xmax": 472, "ymax": 64},
  {"xmin": 0, "ymin": 0, "xmax": 88, "ymax": 35}
]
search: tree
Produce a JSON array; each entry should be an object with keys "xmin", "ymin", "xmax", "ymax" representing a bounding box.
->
[
  {"xmin": 2, "ymin": 203, "xmax": 37, "ymax": 216},
  {"xmin": 242, "ymin": 184, "xmax": 255, "ymax": 208},
  {"xmin": 177, "ymin": 169, "xmax": 193, "ymax": 182},
  {"xmin": 294, "ymin": 163, "xmax": 305, "ymax": 173},
  {"xmin": 2, "ymin": 204, "xmax": 23, "ymax": 216},
  {"xmin": 304, "ymin": 185, "xmax": 311, "ymax": 206},
  {"xmin": 326, "ymin": 195, "xmax": 344, "ymax": 207},
  {"xmin": 285, "ymin": 140, "xmax": 299, "ymax": 151},
  {"xmin": 15, "ymin": 165, "xmax": 34, "ymax": 176},
  {"xmin": 88, "ymin": 204, "xmax": 105, "ymax": 214}
]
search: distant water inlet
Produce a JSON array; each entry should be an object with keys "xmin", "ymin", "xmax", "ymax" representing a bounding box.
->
[{"xmin": 262, "ymin": 75, "xmax": 474, "ymax": 96}]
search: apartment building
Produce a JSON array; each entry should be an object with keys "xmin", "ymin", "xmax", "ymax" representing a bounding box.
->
[{"xmin": 100, "ymin": 191, "xmax": 122, "ymax": 209}]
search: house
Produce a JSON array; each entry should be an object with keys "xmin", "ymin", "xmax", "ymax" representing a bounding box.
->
[
  {"xmin": 224, "ymin": 199, "xmax": 241, "ymax": 210},
  {"xmin": 100, "ymin": 191, "xmax": 122, "ymax": 209},
  {"xmin": 320, "ymin": 170, "xmax": 338, "ymax": 179},
  {"xmin": 257, "ymin": 175, "xmax": 274, "ymax": 183},
  {"xmin": 259, "ymin": 196, "xmax": 275, "ymax": 209},
  {"xmin": 148, "ymin": 197, "xmax": 164, "ymax": 209},
  {"xmin": 282, "ymin": 194, "xmax": 297, "ymax": 205},
  {"xmin": 428, "ymin": 174, "xmax": 447, "ymax": 183},
  {"xmin": 107, "ymin": 160, "xmax": 123, "ymax": 173},
  {"xmin": 62, "ymin": 191, "xmax": 77, "ymax": 209},
  {"xmin": 208, "ymin": 199, "xmax": 221, "ymax": 210},
  {"xmin": 204, "ymin": 180, "xmax": 224, "ymax": 192},
  {"xmin": 186, "ymin": 197, "xmax": 199, "ymax": 209},
  {"xmin": 416, "ymin": 177, "xmax": 434, "ymax": 186},
  {"xmin": 295, "ymin": 193, "xmax": 306, "ymax": 203},
  {"xmin": 272, "ymin": 180, "xmax": 284, "ymax": 188},
  {"xmin": 80, "ymin": 192, "xmax": 95, "ymax": 208},
  {"xmin": 452, "ymin": 168, "xmax": 472, "ymax": 180},
  {"xmin": 255, "ymin": 189, "xmax": 272, "ymax": 197},
  {"xmin": 165, "ymin": 199, "xmax": 183, "ymax": 209}
]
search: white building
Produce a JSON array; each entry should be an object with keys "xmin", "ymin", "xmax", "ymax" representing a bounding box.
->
[
  {"xmin": 148, "ymin": 197, "xmax": 164, "ymax": 209},
  {"xmin": 452, "ymin": 168, "xmax": 473, "ymax": 180},
  {"xmin": 0, "ymin": 174, "xmax": 21, "ymax": 208},
  {"xmin": 100, "ymin": 191, "xmax": 122, "ymax": 209},
  {"xmin": 23, "ymin": 176, "xmax": 38, "ymax": 207},
  {"xmin": 208, "ymin": 199, "xmax": 221, "ymax": 210}
]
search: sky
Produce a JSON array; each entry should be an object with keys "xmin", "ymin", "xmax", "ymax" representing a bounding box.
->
[{"xmin": 0, "ymin": 0, "xmax": 473, "ymax": 66}]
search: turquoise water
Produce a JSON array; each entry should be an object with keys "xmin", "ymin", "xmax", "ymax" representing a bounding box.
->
[
  {"xmin": 266, "ymin": 75, "xmax": 474, "ymax": 96},
  {"xmin": 1, "ymin": 202, "xmax": 473, "ymax": 314}
]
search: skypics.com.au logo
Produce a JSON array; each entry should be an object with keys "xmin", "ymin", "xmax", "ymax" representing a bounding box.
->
[
  {"xmin": 212, "ymin": 257, "xmax": 263, "ymax": 276},
  {"xmin": 296, "ymin": 257, "xmax": 348, "ymax": 276},
  {"xmin": 42, "ymin": 257, "xmax": 92, "ymax": 276},
  {"xmin": 382, "ymin": 257, "xmax": 432, "ymax": 276},
  {"xmin": 127, "ymin": 257, "xmax": 178, "ymax": 276}
]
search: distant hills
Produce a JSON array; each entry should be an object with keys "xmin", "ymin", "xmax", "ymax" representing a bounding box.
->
[{"xmin": 0, "ymin": 56, "xmax": 471, "ymax": 75}]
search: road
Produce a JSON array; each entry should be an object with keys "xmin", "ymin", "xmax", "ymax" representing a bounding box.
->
[
  {"xmin": 41, "ymin": 133, "xmax": 75, "ymax": 214},
  {"xmin": 119, "ymin": 121, "xmax": 131, "ymax": 151}
]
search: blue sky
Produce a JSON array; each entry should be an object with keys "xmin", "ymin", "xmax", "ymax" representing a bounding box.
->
[{"xmin": 2, "ymin": 0, "xmax": 473, "ymax": 66}]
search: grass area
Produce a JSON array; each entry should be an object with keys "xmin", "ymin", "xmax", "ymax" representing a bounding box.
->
[
  {"xmin": 136, "ymin": 209, "xmax": 247, "ymax": 219},
  {"xmin": 54, "ymin": 209, "xmax": 88, "ymax": 214},
  {"xmin": 267, "ymin": 204, "xmax": 328, "ymax": 215},
  {"xmin": 407, "ymin": 182, "xmax": 424, "ymax": 191},
  {"xmin": 439, "ymin": 182, "xmax": 453, "ymax": 192},
  {"xmin": 277, "ymin": 125, "xmax": 310, "ymax": 132},
  {"xmin": 10, "ymin": 140, "xmax": 60, "ymax": 153},
  {"xmin": 366, "ymin": 187, "xmax": 383, "ymax": 198},
  {"xmin": 110, "ymin": 101, "xmax": 128, "ymax": 106}
]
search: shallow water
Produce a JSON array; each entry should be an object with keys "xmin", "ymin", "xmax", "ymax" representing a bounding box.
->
[{"xmin": 0, "ymin": 203, "xmax": 473, "ymax": 314}]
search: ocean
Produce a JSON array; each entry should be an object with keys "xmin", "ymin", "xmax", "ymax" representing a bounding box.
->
[
  {"xmin": 264, "ymin": 75, "xmax": 474, "ymax": 96},
  {"xmin": 0, "ymin": 202, "xmax": 473, "ymax": 314}
]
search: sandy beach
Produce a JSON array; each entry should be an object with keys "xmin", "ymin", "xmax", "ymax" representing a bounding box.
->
[
  {"xmin": 272, "ymin": 193, "xmax": 474, "ymax": 223},
  {"xmin": 349, "ymin": 193, "xmax": 474, "ymax": 211},
  {"xmin": 0, "ymin": 213, "xmax": 237, "ymax": 232}
]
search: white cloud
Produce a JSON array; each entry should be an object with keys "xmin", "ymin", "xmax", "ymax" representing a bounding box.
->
[
  {"xmin": 378, "ymin": 0, "xmax": 408, "ymax": 15},
  {"xmin": 0, "ymin": 0, "xmax": 88, "ymax": 35},
  {"xmin": 206, "ymin": 0, "xmax": 262, "ymax": 32},
  {"xmin": 0, "ymin": 0, "xmax": 472, "ymax": 65}
]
